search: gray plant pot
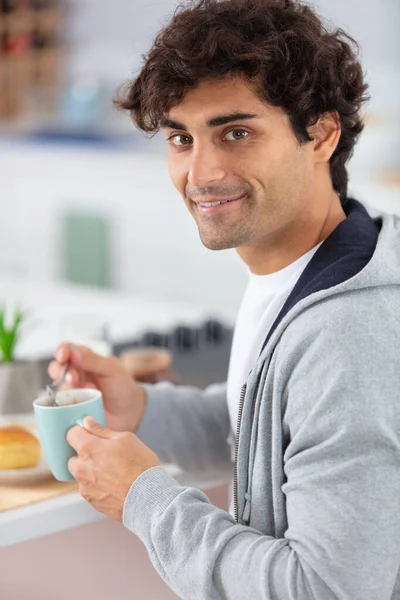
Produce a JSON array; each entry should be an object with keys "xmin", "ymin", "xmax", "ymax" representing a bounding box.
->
[{"xmin": 0, "ymin": 361, "xmax": 42, "ymax": 415}]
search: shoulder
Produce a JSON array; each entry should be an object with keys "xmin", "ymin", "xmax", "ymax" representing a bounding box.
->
[
  {"xmin": 273, "ymin": 287, "xmax": 400, "ymax": 419},
  {"xmin": 278, "ymin": 285, "xmax": 400, "ymax": 359}
]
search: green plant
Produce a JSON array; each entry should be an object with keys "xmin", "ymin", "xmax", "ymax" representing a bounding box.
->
[{"xmin": 0, "ymin": 306, "xmax": 24, "ymax": 363}]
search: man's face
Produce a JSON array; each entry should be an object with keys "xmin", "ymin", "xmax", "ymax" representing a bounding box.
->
[{"xmin": 162, "ymin": 75, "xmax": 316, "ymax": 253}]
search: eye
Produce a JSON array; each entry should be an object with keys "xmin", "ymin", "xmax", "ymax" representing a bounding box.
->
[
  {"xmin": 224, "ymin": 129, "xmax": 249, "ymax": 141},
  {"xmin": 167, "ymin": 134, "xmax": 192, "ymax": 146}
]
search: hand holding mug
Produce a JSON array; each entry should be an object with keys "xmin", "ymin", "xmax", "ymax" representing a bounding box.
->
[{"xmin": 48, "ymin": 344, "xmax": 146, "ymax": 433}]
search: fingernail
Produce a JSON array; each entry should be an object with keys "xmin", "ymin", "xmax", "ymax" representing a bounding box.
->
[{"xmin": 65, "ymin": 372, "xmax": 72, "ymax": 384}]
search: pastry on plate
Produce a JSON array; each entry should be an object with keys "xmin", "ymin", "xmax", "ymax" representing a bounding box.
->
[{"xmin": 0, "ymin": 426, "xmax": 41, "ymax": 470}]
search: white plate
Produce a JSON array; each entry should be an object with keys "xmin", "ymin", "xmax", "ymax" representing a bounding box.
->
[{"xmin": 0, "ymin": 414, "xmax": 53, "ymax": 485}]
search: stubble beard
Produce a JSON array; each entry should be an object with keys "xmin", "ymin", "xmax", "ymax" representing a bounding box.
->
[{"xmin": 196, "ymin": 216, "xmax": 253, "ymax": 250}]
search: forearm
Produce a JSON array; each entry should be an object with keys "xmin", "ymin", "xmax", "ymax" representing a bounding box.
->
[
  {"xmin": 136, "ymin": 381, "xmax": 232, "ymax": 471},
  {"xmin": 123, "ymin": 467, "xmax": 334, "ymax": 600}
]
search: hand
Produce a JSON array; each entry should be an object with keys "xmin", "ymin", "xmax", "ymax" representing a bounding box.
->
[
  {"xmin": 67, "ymin": 417, "xmax": 160, "ymax": 522},
  {"xmin": 120, "ymin": 348, "xmax": 180, "ymax": 384},
  {"xmin": 48, "ymin": 344, "xmax": 146, "ymax": 433}
]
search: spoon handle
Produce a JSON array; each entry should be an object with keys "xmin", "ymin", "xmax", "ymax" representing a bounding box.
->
[{"xmin": 46, "ymin": 361, "xmax": 70, "ymax": 405}]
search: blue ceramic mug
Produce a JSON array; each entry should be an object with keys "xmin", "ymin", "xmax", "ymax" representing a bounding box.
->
[{"xmin": 33, "ymin": 388, "xmax": 105, "ymax": 482}]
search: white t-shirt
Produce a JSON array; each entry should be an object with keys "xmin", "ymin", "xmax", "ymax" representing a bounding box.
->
[{"xmin": 227, "ymin": 243, "xmax": 323, "ymax": 433}]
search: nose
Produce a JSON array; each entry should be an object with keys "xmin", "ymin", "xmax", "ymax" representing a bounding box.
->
[{"xmin": 187, "ymin": 144, "xmax": 227, "ymax": 187}]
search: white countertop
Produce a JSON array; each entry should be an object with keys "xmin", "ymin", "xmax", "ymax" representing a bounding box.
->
[{"xmin": 0, "ymin": 412, "xmax": 232, "ymax": 549}]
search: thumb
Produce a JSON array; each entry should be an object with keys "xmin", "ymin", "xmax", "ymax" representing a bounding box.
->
[{"xmin": 82, "ymin": 416, "xmax": 118, "ymax": 439}]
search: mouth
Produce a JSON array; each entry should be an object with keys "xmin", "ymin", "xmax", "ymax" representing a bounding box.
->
[{"xmin": 193, "ymin": 194, "xmax": 247, "ymax": 214}]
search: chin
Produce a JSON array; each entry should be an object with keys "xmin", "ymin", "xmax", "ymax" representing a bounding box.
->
[
  {"xmin": 202, "ymin": 241, "xmax": 232, "ymax": 251},
  {"xmin": 198, "ymin": 232, "xmax": 240, "ymax": 251}
]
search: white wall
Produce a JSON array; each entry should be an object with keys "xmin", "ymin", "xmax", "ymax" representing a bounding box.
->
[
  {"xmin": 0, "ymin": 142, "xmax": 248, "ymax": 315},
  {"xmin": 1, "ymin": 135, "xmax": 399, "ymax": 318}
]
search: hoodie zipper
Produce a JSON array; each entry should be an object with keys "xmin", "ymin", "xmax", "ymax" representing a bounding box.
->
[{"xmin": 233, "ymin": 382, "xmax": 247, "ymax": 522}]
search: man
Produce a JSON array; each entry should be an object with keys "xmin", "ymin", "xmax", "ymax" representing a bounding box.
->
[{"xmin": 49, "ymin": 0, "xmax": 400, "ymax": 598}]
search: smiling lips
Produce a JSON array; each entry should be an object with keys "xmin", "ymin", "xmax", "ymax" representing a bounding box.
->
[{"xmin": 194, "ymin": 194, "xmax": 246, "ymax": 212}]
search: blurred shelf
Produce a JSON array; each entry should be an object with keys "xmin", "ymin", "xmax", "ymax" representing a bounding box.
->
[{"xmin": 0, "ymin": 2, "xmax": 65, "ymax": 122}]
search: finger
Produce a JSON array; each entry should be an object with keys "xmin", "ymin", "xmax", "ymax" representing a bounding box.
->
[
  {"xmin": 66, "ymin": 345, "xmax": 120, "ymax": 378},
  {"xmin": 55, "ymin": 342, "xmax": 74, "ymax": 364},
  {"xmin": 48, "ymin": 359, "xmax": 60, "ymax": 381},
  {"xmin": 48, "ymin": 361, "xmax": 81, "ymax": 388},
  {"xmin": 67, "ymin": 424, "xmax": 92, "ymax": 452},
  {"xmin": 51, "ymin": 343, "xmax": 85, "ymax": 385},
  {"xmin": 82, "ymin": 416, "xmax": 120, "ymax": 440},
  {"xmin": 67, "ymin": 455, "xmax": 79, "ymax": 479},
  {"xmin": 59, "ymin": 366, "xmax": 81, "ymax": 388},
  {"xmin": 67, "ymin": 456, "xmax": 93, "ymax": 484}
]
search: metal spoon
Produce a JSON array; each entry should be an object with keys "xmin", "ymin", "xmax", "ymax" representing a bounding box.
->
[{"xmin": 46, "ymin": 361, "xmax": 70, "ymax": 406}]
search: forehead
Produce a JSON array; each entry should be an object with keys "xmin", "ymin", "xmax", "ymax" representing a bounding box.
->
[{"xmin": 166, "ymin": 75, "xmax": 280, "ymax": 124}]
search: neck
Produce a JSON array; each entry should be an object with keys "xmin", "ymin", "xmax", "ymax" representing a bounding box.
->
[{"xmin": 237, "ymin": 189, "xmax": 346, "ymax": 275}]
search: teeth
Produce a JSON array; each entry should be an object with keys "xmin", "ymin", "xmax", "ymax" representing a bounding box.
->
[{"xmin": 198, "ymin": 200, "xmax": 229, "ymax": 208}]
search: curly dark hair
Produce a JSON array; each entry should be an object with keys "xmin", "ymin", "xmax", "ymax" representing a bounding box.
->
[{"xmin": 116, "ymin": 0, "xmax": 369, "ymax": 199}]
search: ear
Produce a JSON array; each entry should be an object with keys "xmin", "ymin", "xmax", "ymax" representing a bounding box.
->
[{"xmin": 308, "ymin": 112, "xmax": 341, "ymax": 164}]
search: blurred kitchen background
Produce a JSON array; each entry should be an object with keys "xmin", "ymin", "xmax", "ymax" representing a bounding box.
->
[
  {"xmin": 0, "ymin": 0, "xmax": 399, "ymax": 362},
  {"xmin": 0, "ymin": 3, "xmax": 399, "ymax": 598}
]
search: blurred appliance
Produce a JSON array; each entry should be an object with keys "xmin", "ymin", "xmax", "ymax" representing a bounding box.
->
[{"xmin": 114, "ymin": 319, "xmax": 233, "ymax": 388}]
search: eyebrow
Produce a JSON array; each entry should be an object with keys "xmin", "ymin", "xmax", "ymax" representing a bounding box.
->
[{"xmin": 160, "ymin": 112, "xmax": 260, "ymax": 131}]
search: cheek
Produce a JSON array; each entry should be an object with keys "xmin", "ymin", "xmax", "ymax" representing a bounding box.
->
[
  {"xmin": 167, "ymin": 153, "xmax": 187, "ymax": 196},
  {"xmin": 270, "ymin": 146, "xmax": 311, "ymax": 190}
]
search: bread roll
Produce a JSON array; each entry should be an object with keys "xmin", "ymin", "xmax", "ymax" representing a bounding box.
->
[{"xmin": 0, "ymin": 426, "xmax": 41, "ymax": 470}]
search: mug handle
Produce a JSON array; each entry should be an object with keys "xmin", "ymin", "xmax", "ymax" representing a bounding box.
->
[{"xmin": 76, "ymin": 417, "xmax": 85, "ymax": 427}]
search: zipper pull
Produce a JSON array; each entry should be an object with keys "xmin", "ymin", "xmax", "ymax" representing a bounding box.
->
[{"xmin": 242, "ymin": 492, "xmax": 251, "ymax": 525}]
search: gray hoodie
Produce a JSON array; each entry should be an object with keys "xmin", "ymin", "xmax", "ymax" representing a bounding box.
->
[{"xmin": 123, "ymin": 199, "xmax": 400, "ymax": 600}]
